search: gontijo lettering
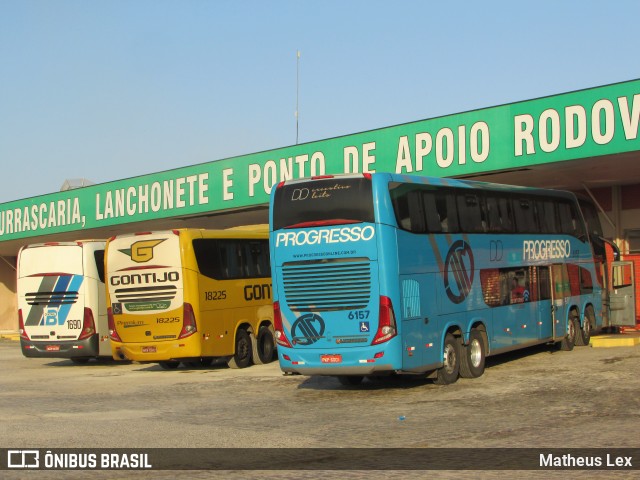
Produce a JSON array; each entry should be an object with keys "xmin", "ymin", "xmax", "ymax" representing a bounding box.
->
[
  {"xmin": 110, "ymin": 271, "xmax": 179, "ymax": 286},
  {"xmin": 523, "ymin": 239, "xmax": 571, "ymax": 261},
  {"xmin": 276, "ymin": 225, "xmax": 375, "ymax": 247}
]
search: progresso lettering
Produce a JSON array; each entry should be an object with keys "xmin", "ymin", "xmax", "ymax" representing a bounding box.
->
[
  {"xmin": 276, "ymin": 225, "xmax": 375, "ymax": 247},
  {"xmin": 522, "ymin": 240, "xmax": 571, "ymax": 261}
]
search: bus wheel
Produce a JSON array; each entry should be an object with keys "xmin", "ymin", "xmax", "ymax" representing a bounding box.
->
[
  {"xmin": 70, "ymin": 358, "xmax": 90, "ymax": 365},
  {"xmin": 434, "ymin": 333, "xmax": 460, "ymax": 385},
  {"xmin": 252, "ymin": 325, "xmax": 276, "ymax": 365},
  {"xmin": 560, "ymin": 316, "xmax": 578, "ymax": 351},
  {"xmin": 159, "ymin": 361, "xmax": 180, "ymax": 370},
  {"xmin": 459, "ymin": 330, "xmax": 485, "ymax": 378},
  {"xmin": 575, "ymin": 307, "xmax": 594, "ymax": 346},
  {"xmin": 337, "ymin": 376, "xmax": 364, "ymax": 386},
  {"xmin": 227, "ymin": 329, "xmax": 252, "ymax": 369}
]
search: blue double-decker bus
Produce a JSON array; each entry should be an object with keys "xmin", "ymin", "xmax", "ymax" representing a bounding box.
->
[{"xmin": 269, "ymin": 173, "xmax": 607, "ymax": 386}]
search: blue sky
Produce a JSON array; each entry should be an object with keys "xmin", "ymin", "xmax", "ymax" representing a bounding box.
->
[{"xmin": 0, "ymin": 0, "xmax": 638, "ymax": 203}]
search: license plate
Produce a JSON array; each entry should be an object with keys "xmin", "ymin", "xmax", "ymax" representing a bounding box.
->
[
  {"xmin": 321, "ymin": 354, "xmax": 342, "ymax": 364},
  {"xmin": 142, "ymin": 346, "xmax": 157, "ymax": 353},
  {"xmin": 46, "ymin": 345, "xmax": 60, "ymax": 352}
]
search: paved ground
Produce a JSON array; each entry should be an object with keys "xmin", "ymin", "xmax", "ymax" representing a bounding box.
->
[{"xmin": 0, "ymin": 334, "xmax": 639, "ymax": 479}]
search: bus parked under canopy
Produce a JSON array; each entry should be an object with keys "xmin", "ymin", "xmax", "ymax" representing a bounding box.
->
[
  {"xmin": 269, "ymin": 173, "xmax": 613, "ymax": 386},
  {"xmin": 106, "ymin": 228, "xmax": 275, "ymax": 369},
  {"xmin": 17, "ymin": 240, "xmax": 108, "ymax": 363}
]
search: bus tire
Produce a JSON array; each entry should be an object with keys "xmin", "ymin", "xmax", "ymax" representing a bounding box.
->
[
  {"xmin": 459, "ymin": 330, "xmax": 485, "ymax": 379},
  {"xmin": 159, "ymin": 361, "xmax": 180, "ymax": 369},
  {"xmin": 560, "ymin": 316, "xmax": 578, "ymax": 351},
  {"xmin": 434, "ymin": 333, "xmax": 460, "ymax": 385},
  {"xmin": 227, "ymin": 328, "xmax": 252, "ymax": 369},
  {"xmin": 575, "ymin": 306, "xmax": 594, "ymax": 346},
  {"xmin": 337, "ymin": 375, "xmax": 364, "ymax": 386},
  {"xmin": 252, "ymin": 325, "xmax": 276, "ymax": 365}
]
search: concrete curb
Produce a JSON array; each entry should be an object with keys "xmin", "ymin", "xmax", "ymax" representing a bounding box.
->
[
  {"xmin": 0, "ymin": 331, "xmax": 19, "ymax": 341},
  {"xmin": 590, "ymin": 330, "xmax": 640, "ymax": 348}
]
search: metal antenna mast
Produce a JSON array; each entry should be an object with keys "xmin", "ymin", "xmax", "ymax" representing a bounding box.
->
[{"xmin": 296, "ymin": 50, "xmax": 300, "ymax": 144}]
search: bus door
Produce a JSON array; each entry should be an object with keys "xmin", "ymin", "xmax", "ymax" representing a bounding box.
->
[
  {"xmin": 535, "ymin": 266, "xmax": 554, "ymax": 340},
  {"xmin": 400, "ymin": 275, "xmax": 438, "ymax": 370},
  {"xmin": 550, "ymin": 264, "xmax": 570, "ymax": 340},
  {"xmin": 609, "ymin": 261, "xmax": 636, "ymax": 326},
  {"xmin": 400, "ymin": 276, "xmax": 423, "ymax": 370}
]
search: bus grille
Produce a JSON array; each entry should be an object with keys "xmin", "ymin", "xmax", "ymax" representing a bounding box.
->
[
  {"xmin": 282, "ymin": 258, "xmax": 371, "ymax": 311},
  {"xmin": 114, "ymin": 285, "xmax": 177, "ymax": 303},
  {"xmin": 26, "ymin": 291, "xmax": 78, "ymax": 305}
]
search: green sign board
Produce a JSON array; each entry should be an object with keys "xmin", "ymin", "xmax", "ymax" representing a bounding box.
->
[{"xmin": 1, "ymin": 79, "xmax": 639, "ymax": 243}]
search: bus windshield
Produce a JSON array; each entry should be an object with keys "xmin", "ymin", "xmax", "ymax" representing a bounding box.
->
[{"xmin": 272, "ymin": 177, "xmax": 374, "ymax": 230}]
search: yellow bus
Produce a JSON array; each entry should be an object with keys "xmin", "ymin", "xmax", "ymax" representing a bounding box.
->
[{"xmin": 105, "ymin": 228, "xmax": 274, "ymax": 369}]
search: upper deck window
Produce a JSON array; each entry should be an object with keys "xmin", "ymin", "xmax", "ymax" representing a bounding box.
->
[{"xmin": 390, "ymin": 180, "xmax": 586, "ymax": 239}]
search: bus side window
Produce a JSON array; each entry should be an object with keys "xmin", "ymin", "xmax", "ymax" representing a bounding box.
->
[
  {"xmin": 406, "ymin": 190, "xmax": 427, "ymax": 233},
  {"xmin": 237, "ymin": 241, "xmax": 250, "ymax": 278},
  {"xmin": 552, "ymin": 264, "xmax": 572, "ymax": 299},
  {"xmin": 558, "ymin": 202, "xmax": 586, "ymax": 238},
  {"xmin": 260, "ymin": 240, "xmax": 271, "ymax": 277},
  {"xmin": 579, "ymin": 266, "xmax": 594, "ymax": 294},
  {"xmin": 389, "ymin": 183, "xmax": 412, "ymax": 231},
  {"xmin": 527, "ymin": 266, "xmax": 539, "ymax": 302},
  {"xmin": 536, "ymin": 200, "xmax": 558, "ymax": 234},
  {"xmin": 567, "ymin": 264, "xmax": 582, "ymax": 296},
  {"xmin": 498, "ymin": 197, "xmax": 514, "ymax": 232},
  {"xmin": 390, "ymin": 184, "xmax": 449, "ymax": 234},
  {"xmin": 507, "ymin": 270, "xmax": 528, "ymax": 304},
  {"xmin": 219, "ymin": 242, "xmax": 233, "ymax": 279},
  {"xmin": 457, "ymin": 193, "xmax": 486, "ymax": 233},
  {"xmin": 513, "ymin": 197, "xmax": 538, "ymax": 233},
  {"xmin": 480, "ymin": 269, "xmax": 501, "ymax": 307},
  {"xmin": 579, "ymin": 198, "xmax": 604, "ymax": 238},
  {"xmin": 538, "ymin": 267, "xmax": 551, "ymax": 301},
  {"xmin": 441, "ymin": 191, "xmax": 459, "ymax": 233},
  {"xmin": 423, "ymin": 192, "xmax": 442, "ymax": 233},
  {"xmin": 558, "ymin": 202, "xmax": 573, "ymax": 235},
  {"xmin": 485, "ymin": 196, "xmax": 502, "ymax": 232},
  {"xmin": 245, "ymin": 241, "xmax": 271, "ymax": 278},
  {"xmin": 193, "ymin": 239, "xmax": 225, "ymax": 280},
  {"xmin": 486, "ymin": 195, "xmax": 515, "ymax": 233},
  {"xmin": 249, "ymin": 241, "xmax": 270, "ymax": 277}
]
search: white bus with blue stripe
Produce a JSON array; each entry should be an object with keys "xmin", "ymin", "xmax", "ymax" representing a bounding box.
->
[
  {"xmin": 18, "ymin": 241, "xmax": 109, "ymax": 363},
  {"xmin": 269, "ymin": 173, "xmax": 607, "ymax": 386}
]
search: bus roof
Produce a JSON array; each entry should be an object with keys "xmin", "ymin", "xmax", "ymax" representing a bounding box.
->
[
  {"xmin": 107, "ymin": 227, "xmax": 269, "ymax": 242},
  {"xmin": 276, "ymin": 172, "xmax": 577, "ymax": 202}
]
